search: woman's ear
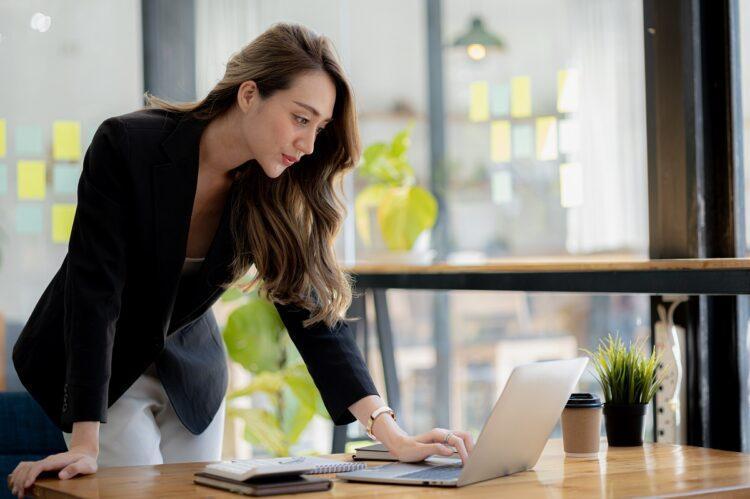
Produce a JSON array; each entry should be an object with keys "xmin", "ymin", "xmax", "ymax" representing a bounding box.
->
[{"xmin": 237, "ymin": 81, "xmax": 259, "ymax": 113}]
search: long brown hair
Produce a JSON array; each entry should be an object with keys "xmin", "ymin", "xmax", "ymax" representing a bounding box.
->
[{"xmin": 146, "ymin": 23, "xmax": 359, "ymax": 328}]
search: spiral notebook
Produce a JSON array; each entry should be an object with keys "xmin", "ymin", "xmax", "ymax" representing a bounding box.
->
[
  {"xmin": 206, "ymin": 456, "xmax": 366, "ymax": 482},
  {"xmin": 294, "ymin": 456, "xmax": 367, "ymax": 474}
]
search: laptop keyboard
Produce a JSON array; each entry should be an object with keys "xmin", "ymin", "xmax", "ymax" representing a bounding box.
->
[{"xmin": 399, "ymin": 464, "xmax": 463, "ymax": 481}]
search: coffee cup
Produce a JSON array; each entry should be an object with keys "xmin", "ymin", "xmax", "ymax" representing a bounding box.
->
[{"xmin": 561, "ymin": 393, "xmax": 603, "ymax": 459}]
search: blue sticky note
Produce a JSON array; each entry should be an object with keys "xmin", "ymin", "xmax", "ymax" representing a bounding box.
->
[
  {"xmin": 16, "ymin": 203, "xmax": 44, "ymax": 234},
  {"xmin": 0, "ymin": 164, "xmax": 7, "ymax": 194},
  {"xmin": 512, "ymin": 124, "xmax": 533, "ymax": 159},
  {"xmin": 490, "ymin": 83, "xmax": 510, "ymax": 117},
  {"xmin": 15, "ymin": 125, "xmax": 44, "ymax": 156},
  {"xmin": 53, "ymin": 164, "xmax": 80, "ymax": 194}
]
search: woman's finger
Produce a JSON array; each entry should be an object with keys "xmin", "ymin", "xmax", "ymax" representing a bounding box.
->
[
  {"xmin": 10, "ymin": 462, "xmax": 31, "ymax": 497},
  {"xmin": 445, "ymin": 433, "xmax": 469, "ymax": 463},
  {"xmin": 422, "ymin": 443, "xmax": 454, "ymax": 458},
  {"xmin": 23, "ymin": 455, "xmax": 72, "ymax": 489},
  {"xmin": 451, "ymin": 430, "xmax": 475, "ymax": 453},
  {"xmin": 413, "ymin": 427, "xmax": 450, "ymax": 444},
  {"xmin": 59, "ymin": 458, "xmax": 96, "ymax": 480}
]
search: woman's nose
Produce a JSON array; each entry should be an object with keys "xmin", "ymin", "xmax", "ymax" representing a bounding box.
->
[{"xmin": 296, "ymin": 130, "xmax": 316, "ymax": 156}]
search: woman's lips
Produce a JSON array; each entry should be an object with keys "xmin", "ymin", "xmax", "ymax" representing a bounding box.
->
[{"xmin": 281, "ymin": 154, "xmax": 297, "ymax": 166}]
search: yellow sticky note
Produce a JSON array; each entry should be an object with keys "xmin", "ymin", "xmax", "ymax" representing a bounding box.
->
[
  {"xmin": 53, "ymin": 120, "xmax": 82, "ymax": 161},
  {"xmin": 17, "ymin": 160, "xmax": 46, "ymax": 199},
  {"xmin": 557, "ymin": 69, "xmax": 580, "ymax": 113},
  {"xmin": 490, "ymin": 120, "xmax": 511, "ymax": 163},
  {"xmin": 52, "ymin": 203, "xmax": 76, "ymax": 243},
  {"xmin": 536, "ymin": 117, "xmax": 558, "ymax": 161},
  {"xmin": 469, "ymin": 81, "xmax": 490, "ymax": 122},
  {"xmin": 560, "ymin": 163, "xmax": 584, "ymax": 207},
  {"xmin": 0, "ymin": 119, "xmax": 6, "ymax": 157},
  {"xmin": 510, "ymin": 76, "xmax": 531, "ymax": 118}
]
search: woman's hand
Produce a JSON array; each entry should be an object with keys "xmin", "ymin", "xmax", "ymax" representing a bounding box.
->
[
  {"xmin": 387, "ymin": 428, "xmax": 475, "ymax": 465},
  {"xmin": 8, "ymin": 446, "xmax": 98, "ymax": 499}
]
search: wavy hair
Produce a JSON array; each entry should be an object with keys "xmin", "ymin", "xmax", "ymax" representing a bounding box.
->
[{"xmin": 146, "ymin": 23, "xmax": 359, "ymax": 327}]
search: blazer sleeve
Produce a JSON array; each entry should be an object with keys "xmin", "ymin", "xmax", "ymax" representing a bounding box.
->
[
  {"xmin": 61, "ymin": 117, "xmax": 130, "ymax": 428},
  {"xmin": 274, "ymin": 303, "xmax": 379, "ymax": 425}
]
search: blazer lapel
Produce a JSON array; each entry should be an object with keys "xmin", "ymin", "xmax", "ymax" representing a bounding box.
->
[{"xmin": 152, "ymin": 116, "xmax": 207, "ymax": 332}]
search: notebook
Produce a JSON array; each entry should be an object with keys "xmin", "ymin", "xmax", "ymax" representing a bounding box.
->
[
  {"xmin": 194, "ymin": 473, "xmax": 332, "ymax": 496},
  {"xmin": 203, "ymin": 456, "xmax": 366, "ymax": 482}
]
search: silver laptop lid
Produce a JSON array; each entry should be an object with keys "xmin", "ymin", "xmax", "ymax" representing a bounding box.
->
[{"xmin": 457, "ymin": 357, "xmax": 588, "ymax": 487}]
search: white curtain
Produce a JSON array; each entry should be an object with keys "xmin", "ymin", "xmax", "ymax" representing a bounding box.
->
[
  {"xmin": 195, "ymin": 0, "xmax": 261, "ymax": 99},
  {"xmin": 564, "ymin": 0, "xmax": 649, "ymax": 254}
]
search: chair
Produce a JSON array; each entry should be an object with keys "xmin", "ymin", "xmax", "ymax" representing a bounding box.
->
[{"xmin": 0, "ymin": 392, "xmax": 66, "ymax": 499}]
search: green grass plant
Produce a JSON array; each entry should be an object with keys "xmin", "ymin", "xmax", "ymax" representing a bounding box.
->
[{"xmin": 581, "ymin": 333, "xmax": 664, "ymax": 405}]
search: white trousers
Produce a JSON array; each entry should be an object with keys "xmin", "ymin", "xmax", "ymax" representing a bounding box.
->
[{"xmin": 62, "ymin": 366, "xmax": 225, "ymax": 467}]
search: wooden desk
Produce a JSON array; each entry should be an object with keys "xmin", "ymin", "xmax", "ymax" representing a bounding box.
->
[{"xmin": 30, "ymin": 439, "xmax": 750, "ymax": 498}]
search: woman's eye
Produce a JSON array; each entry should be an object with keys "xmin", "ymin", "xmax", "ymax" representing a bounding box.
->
[{"xmin": 294, "ymin": 115, "xmax": 309, "ymax": 125}]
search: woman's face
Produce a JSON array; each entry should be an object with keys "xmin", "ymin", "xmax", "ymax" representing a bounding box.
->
[{"xmin": 237, "ymin": 70, "xmax": 336, "ymax": 178}]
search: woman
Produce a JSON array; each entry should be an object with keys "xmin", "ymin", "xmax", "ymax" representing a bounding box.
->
[{"xmin": 8, "ymin": 23, "xmax": 473, "ymax": 498}]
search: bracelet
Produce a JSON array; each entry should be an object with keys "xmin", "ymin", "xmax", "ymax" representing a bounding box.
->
[{"xmin": 366, "ymin": 406, "xmax": 395, "ymax": 440}]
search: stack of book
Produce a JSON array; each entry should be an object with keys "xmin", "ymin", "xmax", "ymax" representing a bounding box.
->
[{"xmin": 194, "ymin": 456, "xmax": 366, "ymax": 496}]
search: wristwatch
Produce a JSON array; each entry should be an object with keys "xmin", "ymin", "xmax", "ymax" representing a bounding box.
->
[{"xmin": 366, "ymin": 406, "xmax": 396, "ymax": 440}]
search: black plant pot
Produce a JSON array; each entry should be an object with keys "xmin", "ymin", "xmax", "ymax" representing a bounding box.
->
[{"xmin": 603, "ymin": 403, "xmax": 648, "ymax": 446}]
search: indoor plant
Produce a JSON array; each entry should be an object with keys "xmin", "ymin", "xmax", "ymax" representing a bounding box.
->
[
  {"xmin": 355, "ymin": 124, "xmax": 438, "ymax": 261},
  {"xmin": 581, "ymin": 333, "xmax": 664, "ymax": 446},
  {"xmin": 220, "ymin": 287, "xmax": 329, "ymax": 456}
]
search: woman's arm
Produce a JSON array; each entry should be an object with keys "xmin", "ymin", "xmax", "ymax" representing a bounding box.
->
[
  {"xmin": 9, "ymin": 422, "xmax": 100, "ymax": 498},
  {"xmin": 348, "ymin": 395, "xmax": 475, "ymax": 464}
]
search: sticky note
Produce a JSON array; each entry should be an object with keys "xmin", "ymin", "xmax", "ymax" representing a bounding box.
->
[
  {"xmin": 560, "ymin": 163, "xmax": 584, "ymax": 207},
  {"xmin": 490, "ymin": 83, "xmax": 510, "ymax": 117},
  {"xmin": 52, "ymin": 203, "xmax": 76, "ymax": 243},
  {"xmin": 469, "ymin": 81, "xmax": 490, "ymax": 122},
  {"xmin": 15, "ymin": 125, "xmax": 44, "ymax": 156},
  {"xmin": 491, "ymin": 170, "xmax": 513, "ymax": 204},
  {"xmin": 512, "ymin": 124, "xmax": 533, "ymax": 159},
  {"xmin": 0, "ymin": 164, "xmax": 7, "ymax": 194},
  {"xmin": 53, "ymin": 164, "xmax": 80, "ymax": 194},
  {"xmin": 16, "ymin": 204, "xmax": 44, "ymax": 234},
  {"xmin": 53, "ymin": 121, "xmax": 82, "ymax": 161},
  {"xmin": 17, "ymin": 160, "xmax": 46, "ymax": 200},
  {"xmin": 0, "ymin": 119, "xmax": 6, "ymax": 157},
  {"xmin": 559, "ymin": 119, "xmax": 580, "ymax": 154},
  {"xmin": 536, "ymin": 117, "xmax": 558, "ymax": 161},
  {"xmin": 510, "ymin": 76, "xmax": 531, "ymax": 118},
  {"xmin": 557, "ymin": 69, "xmax": 580, "ymax": 113},
  {"xmin": 490, "ymin": 121, "xmax": 511, "ymax": 163}
]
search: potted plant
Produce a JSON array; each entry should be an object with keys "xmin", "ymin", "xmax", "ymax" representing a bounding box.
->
[
  {"xmin": 220, "ymin": 287, "xmax": 329, "ymax": 456},
  {"xmin": 354, "ymin": 124, "xmax": 438, "ymax": 263},
  {"xmin": 581, "ymin": 333, "xmax": 664, "ymax": 446}
]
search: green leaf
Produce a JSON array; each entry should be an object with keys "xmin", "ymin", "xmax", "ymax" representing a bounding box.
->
[
  {"xmin": 227, "ymin": 371, "xmax": 285, "ymax": 400},
  {"xmin": 389, "ymin": 126, "xmax": 412, "ymax": 159},
  {"xmin": 580, "ymin": 333, "xmax": 664, "ymax": 405},
  {"xmin": 281, "ymin": 386, "xmax": 315, "ymax": 445},
  {"xmin": 283, "ymin": 363, "xmax": 328, "ymax": 418},
  {"xmin": 220, "ymin": 287, "xmax": 245, "ymax": 303},
  {"xmin": 354, "ymin": 184, "xmax": 389, "ymax": 247},
  {"xmin": 232, "ymin": 407, "xmax": 289, "ymax": 457},
  {"xmin": 362, "ymin": 142, "xmax": 388, "ymax": 164},
  {"xmin": 222, "ymin": 296, "xmax": 286, "ymax": 373},
  {"xmin": 377, "ymin": 186, "xmax": 438, "ymax": 250}
]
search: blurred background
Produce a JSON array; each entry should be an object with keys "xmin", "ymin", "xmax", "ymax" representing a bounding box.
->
[{"xmin": 8, "ymin": 0, "xmax": 746, "ymax": 457}]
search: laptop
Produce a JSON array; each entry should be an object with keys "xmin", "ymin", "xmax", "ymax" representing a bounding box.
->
[{"xmin": 337, "ymin": 357, "xmax": 588, "ymax": 487}]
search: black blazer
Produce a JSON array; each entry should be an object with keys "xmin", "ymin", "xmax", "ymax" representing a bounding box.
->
[{"xmin": 13, "ymin": 109, "xmax": 378, "ymax": 434}]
